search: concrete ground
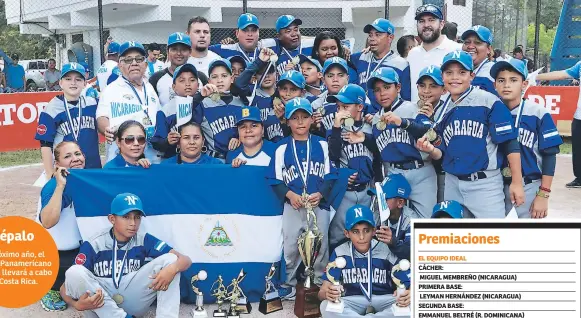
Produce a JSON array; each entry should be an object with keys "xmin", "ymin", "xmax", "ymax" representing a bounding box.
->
[{"xmin": 0, "ymin": 156, "xmax": 579, "ymax": 317}]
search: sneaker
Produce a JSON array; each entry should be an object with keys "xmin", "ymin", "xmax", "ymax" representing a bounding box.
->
[
  {"xmin": 279, "ymin": 286, "xmax": 296, "ymax": 301},
  {"xmin": 40, "ymin": 290, "xmax": 67, "ymax": 312},
  {"xmin": 566, "ymin": 179, "xmax": 581, "ymax": 188}
]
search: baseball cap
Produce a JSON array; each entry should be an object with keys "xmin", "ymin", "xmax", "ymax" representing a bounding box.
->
[
  {"xmin": 276, "ymin": 15, "xmax": 302, "ymax": 33},
  {"xmin": 285, "ymin": 97, "xmax": 313, "ymax": 119},
  {"xmin": 236, "ymin": 106, "xmax": 262, "ymax": 125},
  {"xmin": 110, "ymin": 193, "xmax": 146, "ymax": 216},
  {"xmin": 364, "ymin": 18, "xmax": 395, "ymax": 34},
  {"xmin": 461, "ymin": 25, "xmax": 494, "ymax": 45},
  {"xmin": 441, "ymin": 50, "xmax": 474, "ymax": 72},
  {"xmin": 173, "ymin": 63, "xmax": 199, "ymax": 83},
  {"xmin": 431, "ymin": 200, "xmax": 464, "ymax": 219},
  {"xmin": 367, "ymin": 67, "xmax": 400, "ymax": 89},
  {"xmin": 345, "ymin": 204, "xmax": 376, "ymax": 230},
  {"xmin": 208, "ymin": 58, "xmax": 233, "ymax": 75},
  {"xmin": 327, "ymin": 84, "xmax": 366, "ymax": 104},
  {"xmin": 168, "ymin": 32, "xmax": 192, "ymax": 48},
  {"xmin": 490, "ymin": 57, "xmax": 528, "ymax": 80},
  {"xmin": 228, "ymin": 55, "xmax": 249, "ymax": 68},
  {"xmin": 322, "ymin": 57, "xmax": 349, "ymax": 75},
  {"xmin": 60, "ymin": 62, "xmax": 87, "ymax": 80},
  {"xmin": 277, "ymin": 70, "xmax": 306, "ymax": 89},
  {"xmin": 119, "ymin": 41, "xmax": 146, "ymax": 57},
  {"xmin": 417, "ymin": 65, "xmax": 443, "ymax": 86},
  {"xmin": 107, "ymin": 42, "xmax": 120, "ymax": 55},
  {"xmin": 415, "ymin": 4, "xmax": 444, "ymax": 20},
  {"xmin": 79, "ymin": 62, "xmax": 90, "ymax": 73},
  {"xmin": 298, "ymin": 54, "xmax": 322, "ymax": 72},
  {"xmin": 367, "ymin": 174, "xmax": 411, "ymax": 200},
  {"xmin": 238, "ymin": 13, "xmax": 259, "ymax": 30},
  {"xmin": 11, "ymin": 53, "xmax": 19, "ymax": 60}
]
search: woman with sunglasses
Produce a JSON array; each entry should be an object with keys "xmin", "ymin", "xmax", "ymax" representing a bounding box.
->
[
  {"xmin": 161, "ymin": 122, "xmax": 222, "ymax": 165},
  {"xmin": 103, "ymin": 120, "xmax": 152, "ymax": 168}
]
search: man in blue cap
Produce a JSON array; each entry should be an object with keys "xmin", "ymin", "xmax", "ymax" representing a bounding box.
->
[
  {"xmin": 352, "ymin": 18, "xmax": 411, "ymax": 106},
  {"xmin": 97, "ymin": 41, "xmax": 121, "ymax": 92},
  {"xmin": 210, "ymin": 13, "xmax": 261, "ymax": 64},
  {"xmin": 227, "ymin": 106, "xmax": 275, "ymax": 167},
  {"xmin": 431, "ymin": 200, "xmax": 464, "ymax": 218}
]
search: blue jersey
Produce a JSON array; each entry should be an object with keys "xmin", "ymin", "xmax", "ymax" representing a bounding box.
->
[
  {"xmin": 252, "ymin": 90, "xmax": 285, "ymax": 143},
  {"xmin": 209, "ymin": 43, "xmax": 259, "ymax": 64},
  {"xmin": 312, "ymin": 91, "xmax": 372, "ymax": 136},
  {"xmin": 161, "ymin": 154, "xmax": 223, "ymax": 165},
  {"xmin": 226, "ymin": 141, "xmax": 275, "ymax": 167},
  {"xmin": 151, "ymin": 98, "xmax": 193, "ymax": 158},
  {"xmin": 472, "ymin": 60, "xmax": 498, "ymax": 96},
  {"xmin": 74, "ymin": 228, "xmax": 173, "ymax": 279},
  {"xmin": 261, "ymin": 38, "xmax": 314, "ymax": 76},
  {"xmin": 103, "ymin": 154, "xmax": 146, "ymax": 168},
  {"xmin": 435, "ymin": 87, "xmax": 517, "ymax": 175},
  {"xmin": 325, "ymin": 240, "xmax": 402, "ymax": 297},
  {"xmin": 35, "ymin": 95, "xmax": 101, "ymax": 169}
]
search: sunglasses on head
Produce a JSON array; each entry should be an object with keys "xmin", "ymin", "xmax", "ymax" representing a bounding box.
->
[
  {"xmin": 416, "ymin": 4, "xmax": 441, "ymax": 16},
  {"xmin": 121, "ymin": 135, "xmax": 146, "ymax": 145}
]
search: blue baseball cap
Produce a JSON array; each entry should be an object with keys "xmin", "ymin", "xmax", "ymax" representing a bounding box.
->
[
  {"xmin": 285, "ymin": 97, "xmax": 313, "ymax": 119},
  {"xmin": 364, "ymin": 18, "xmax": 395, "ymax": 34},
  {"xmin": 119, "ymin": 41, "xmax": 146, "ymax": 57},
  {"xmin": 110, "ymin": 193, "xmax": 146, "ymax": 216},
  {"xmin": 173, "ymin": 63, "xmax": 199, "ymax": 83},
  {"xmin": 238, "ymin": 13, "xmax": 259, "ymax": 30},
  {"xmin": 228, "ymin": 55, "xmax": 248, "ymax": 68},
  {"xmin": 79, "ymin": 62, "xmax": 90, "ymax": 73},
  {"xmin": 367, "ymin": 67, "xmax": 400, "ymax": 89},
  {"xmin": 417, "ymin": 65, "xmax": 443, "ymax": 86},
  {"xmin": 415, "ymin": 4, "xmax": 444, "ymax": 20},
  {"xmin": 236, "ymin": 106, "xmax": 262, "ymax": 125},
  {"xmin": 327, "ymin": 84, "xmax": 366, "ymax": 104},
  {"xmin": 368, "ymin": 174, "xmax": 411, "ymax": 199},
  {"xmin": 441, "ymin": 50, "xmax": 474, "ymax": 72},
  {"xmin": 298, "ymin": 54, "xmax": 322, "ymax": 72},
  {"xmin": 208, "ymin": 58, "xmax": 233, "ymax": 75},
  {"xmin": 168, "ymin": 32, "xmax": 192, "ymax": 48},
  {"xmin": 490, "ymin": 57, "xmax": 528, "ymax": 80},
  {"xmin": 431, "ymin": 200, "xmax": 464, "ymax": 219},
  {"xmin": 345, "ymin": 204, "xmax": 376, "ymax": 230},
  {"xmin": 276, "ymin": 15, "xmax": 302, "ymax": 33},
  {"xmin": 322, "ymin": 57, "xmax": 349, "ymax": 75},
  {"xmin": 461, "ymin": 25, "xmax": 493, "ymax": 45},
  {"xmin": 107, "ymin": 42, "xmax": 120, "ymax": 55},
  {"xmin": 277, "ymin": 70, "xmax": 306, "ymax": 89},
  {"xmin": 61, "ymin": 62, "xmax": 87, "ymax": 80}
]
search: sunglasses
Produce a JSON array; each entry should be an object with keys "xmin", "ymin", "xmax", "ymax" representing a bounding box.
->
[
  {"xmin": 416, "ymin": 4, "xmax": 441, "ymax": 16},
  {"xmin": 122, "ymin": 56, "xmax": 146, "ymax": 64},
  {"xmin": 121, "ymin": 135, "xmax": 146, "ymax": 145}
]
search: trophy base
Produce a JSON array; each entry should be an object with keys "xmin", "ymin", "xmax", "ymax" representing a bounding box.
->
[
  {"xmin": 213, "ymin": 309, "xmax": 227, "ymax": 318},
  {"xmin": 391, "ymin": 304, "xmax": 411, "ymax": 316},
  {"xmin": 235, "ymin": 302, "xmax": 252, "ymax": 314},
  {"xmin": 294, "ymin": 283, "xmax": 321, "ymax": 318},
  {"xmin": 192, "ymin": 308, "xmax": 208, "ymax": 317},
  {"xmin": 259, "ymin": 296, "xmax": 283, "ymax": 314},
  {"xmin": 325, "ymin": 300, "xmax": 344, "ymax": 313},
  {"xmin": 227, "ymin": 314, "xmax": 240, "ymax": 318}
]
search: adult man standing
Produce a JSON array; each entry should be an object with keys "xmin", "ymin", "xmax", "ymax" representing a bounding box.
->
[
  {"xmin": 407, "ymin": 4, "xmax": 461, "ymax": 102},
  {"xmin": 44, "ymin": 58, "xmax": 62, "ymax": 91},
  {"xmin": 0, "ymin": 50, "xmax": 26, "ymax": 92},
  {"xmin": 186, "ymin": 16, "xmax": 221, "ymax": 76},
  {"xmin": 145, "ymin": 43, "xmax": 165, "ymax": 79},
  {"xmin": 96, "ymin": 41, "xmax": 121, "ymax": 92},
  {"xmin": 209, "ymin": 13, "xmax": 261, "ymax": 64}
]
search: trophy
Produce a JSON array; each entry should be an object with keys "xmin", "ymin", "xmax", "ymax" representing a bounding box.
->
[
  {"xmin": 391, "ymin": 259, "xmax": 411, "ymax": 316},
  {"xmin": 191, "ymin": 270, "xmax": 209, "ymax": 317},
  {"xmin": 211, "ymin": 275, "xmax": 228, "ymax": 317},
  {"xmin": 294, "ymin": 191, "xmax": 324, "ymax": 318},
  {"xmin": 259, "ymin": 264, "xmax": 283, "ymax": 314},
  {"xmin": 226, "ymin": 269, "xmax": 252, "ymax": 317},
  {"xmin": 324, "ymin": 257, "xmax": 347, "ymax": 313}
]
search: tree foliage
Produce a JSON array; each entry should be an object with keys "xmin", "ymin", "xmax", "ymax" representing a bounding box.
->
[{"xmin": 526, "ymin": 23, "xmax": 556, "ymax": 55}]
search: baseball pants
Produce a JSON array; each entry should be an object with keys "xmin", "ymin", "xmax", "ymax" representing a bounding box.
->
[
  {"xmin": 329, "ymin": 188, "xmax": 371, "ymax": 249},
  {"xmin": 320, "ymin": 294, "xmax": 398, "ymax": 317},
  {"xmin": 385, "ymin": 162, "xmax": 437, "ymax": 219},
  {"xmin": 437, "ymin": 172, "xmax": 445, "ymax": 203},
  {"xmin": 445, "ymin": 171, "xmax": 505, "ymax": 218},
  {"xmin": 503, "ymin": 179, "xmax": 541, "ymax": 218},
  {"xmin": 65, "ymin": 253, "xmax": 180, "ymax": 318},
  {"xmin": 282, "ymin": 202, "xmax": 330, "ymax": 287}
]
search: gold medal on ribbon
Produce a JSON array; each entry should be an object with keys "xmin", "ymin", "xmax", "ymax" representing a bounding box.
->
[
  {"xmin": 425, "ymin": 128, "xmax": 437, "ymax": 142},
  {"xmin": 344, "ymin": 117, "xmax": 355, "ymax": 128},
  {"xmin": 376, "ymin": 120, "xmax": 386, "ymax": 131},
  {"xmin": 291, "ymin": 56, "xmax": 300, "ymax": 65},
  {"xmin": 501, "ymin": 167, "xmax": 512, "ymax": 178},
  {"xmin": 210, "ymin": 92, "xmax": 221, "ymax": 103},
  {"xmin": 112, "ymin": 294, "xmax": 124, "ymax": 305},
  {"xmin": 273, "ymin": 97, "xmax": 283, "ymax": 107},
  {"xmin": 317, "ymin": 107, "xmax": 326, "ymax": 116},
  {"xmin": 270, "ymin": 55, "xmax": 278, "ymax": 63},
  {"xmin": 143, "ymin": 117, "xmax": 152, "ymax": 126}
]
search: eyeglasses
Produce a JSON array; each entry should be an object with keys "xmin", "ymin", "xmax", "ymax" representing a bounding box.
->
[
  {"xmin": 416, "ymin": 4, "xmax": 441, "ymax": 16},
  {"xmin": 121, "ymin": 56, "xmax": 146, "ymax": 64},
  {"xmin": 121, "ymin": 135, "xmax": 146, "ymax": 145}
]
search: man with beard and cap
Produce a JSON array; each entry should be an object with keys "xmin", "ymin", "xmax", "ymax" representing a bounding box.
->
[
  {"xmin": 407, "ymin": 4, "xmax": 461, "ymax": 102},
  {"xmin": 186, "ymin": 16, "xmax": 221, "ymax": 76}
]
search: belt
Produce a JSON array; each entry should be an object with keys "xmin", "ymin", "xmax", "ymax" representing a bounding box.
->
[
  {"xmin": 390, "ymin": 160, "xmax": 424, "ymax": 170},
  {"xmin": 503, "ymin": 176, "xmax": 540, "ymax": 185},
  {"xmin": 347, "ymin": 183, "xmax": 367, "ymax": 192},
  {"xmin": 206, "ymin": 150, "xmax": 226, "ymax": 160},
  {"xmin": 457, "ymin": 171, "xmax": 488, "ymax": 182}
]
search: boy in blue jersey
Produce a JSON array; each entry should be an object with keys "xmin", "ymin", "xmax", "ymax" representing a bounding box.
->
[
  {"xmin": 461, "ymin": 25, "xmax": 497, "ymax": 96},
  {"xmin": 298, "ymin": 54, "xmax": 324, "ymax": 101},
  {"xmin": 227, "ymin": 106, "xmax": 274, "ymax": 167},
  {"xmin": 61, "ymin": 193, "xmax": 191, "ymax": 318},
  {"xmin": 416, "ymin": 50, "xmax": 525, "ymax": 218},
  {"xmin": 431, "ymin": 200, "xmax": 464, "ymax": 219},
  {"xmin": 492, "ymin": 58, "xmax": 563, "ymax": 218},
  {"xmin": 267, "ymin": 97, "xmax": 338, "ymax": 299},
  {"xmin": 319, "ymin": 205, "xmax": 410, "ymax": 317}
]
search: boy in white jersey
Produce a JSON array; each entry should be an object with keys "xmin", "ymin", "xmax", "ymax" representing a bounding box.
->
[{"xmin": 227, "ymin": 106, "xmax": 274, "ymax": 167}]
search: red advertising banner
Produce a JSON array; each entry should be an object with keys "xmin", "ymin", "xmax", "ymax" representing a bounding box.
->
[{"xmin": 525, "ymin": 86, "xmax": 578, "ymax": 136}]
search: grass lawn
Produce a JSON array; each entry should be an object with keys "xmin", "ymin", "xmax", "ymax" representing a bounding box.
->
[{"xmin": 0, "ymin": 143, "xmax": 106, "ymax": 168}]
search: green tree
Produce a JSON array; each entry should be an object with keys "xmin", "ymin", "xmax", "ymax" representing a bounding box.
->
[
  {"xmin": 527, "ymin": 0, "xmax": 562, "ymax": 30},
  {"xmin": 526, "ymin": 23, "xmax": 556, "ymax": 55}
]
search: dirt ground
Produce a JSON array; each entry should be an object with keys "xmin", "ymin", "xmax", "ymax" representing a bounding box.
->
[{"xmin": 0, "ymin": 156, "xmax": 579, "ymax": 317}]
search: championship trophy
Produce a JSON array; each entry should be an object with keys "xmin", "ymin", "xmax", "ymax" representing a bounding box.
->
[
  {"xmin": 259, "ymin": 264, "xmax": 283, "ymax": 314},
  {"xmin": 191, "ymin": 270, "xmax": 208, "ymax": 317},
  {"xmin": 391, "ymin": 259, "xmax": 411, "ymax": 316},
  {"xmin": 295, "ymin": 192, "xmax": 324, "ymax": 318},
  {"xmin": 324, "ymin": 257, "xmax": 347, "ymax": 313},
  {"xmin": 226, "ymin": 269, "xmax": 252, "ymax": 317},
  {"xmin": 211, "ymin": 275, "xmax": 228, "ymax": 317}
]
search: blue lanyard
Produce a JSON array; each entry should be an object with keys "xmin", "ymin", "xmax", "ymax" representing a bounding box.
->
[
  {"xmin": 124, "ymin": 78, "xmax": 150, "ymax": 118},
  {"xmin": 147, "ymin": 61, "xmax": 154, "ymax": 76}
]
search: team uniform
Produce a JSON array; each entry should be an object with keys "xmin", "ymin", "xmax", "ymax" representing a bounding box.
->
[
  {"xmin": 145, "ymin": 59, "xmax": 165, "ymax": 79},
  {"xmin": 261, "ymin": 37, "xmax": 314, "ymax": 76},
  {"xmin": 210, "ymin": 43, "xmax": 260, "ymax": 64},
  {"xmin": 313, "ymin": 90, "xmax": 372, "ymax": 135},
  {"xmin": 97, "ymin": 60, "xmax": 119, "ymax": 92},
  {"xmin": 187, "ymin": 51, "xmax": 221, "ymax": 77},
  {"xmin": 472, "ymin": 60, "xmax": 497, "ymax": 96},
  {"xmin": 226, "ymin": 141, "xmax": 275, "ymax": 167},
  {"xmin": 161, "ymin": 153, "xmax": 223, "ymax": 165}
]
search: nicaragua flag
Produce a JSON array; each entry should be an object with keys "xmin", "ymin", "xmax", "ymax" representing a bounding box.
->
[{"xmin": 67, "ymin": 165, "xmax": 285, "ymax": 303}]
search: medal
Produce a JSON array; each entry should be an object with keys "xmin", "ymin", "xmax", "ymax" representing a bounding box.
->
[
  {"xmin": 502, "ymin": 167, "xmax": 512, "ymax": 178},
  {"xmin": 434, "ymin": 86, "xmax": 474, "ymax": 127},
  {"xmin": 317, "ymin": 107, "xmax": 326, "ymax": 116},
  {"xmin": 143, "ymin": 116, "xmax": 152, "ymax": 126},
  {"xmin": 291, "ymin": 56, "xmax": 300, "ymax": 65},
  {"xmin": 344, "ymin": 117, "xmax": 355, "ymax": 128},
  {"xmin": 63, "ymin": 96, "xmax": 83, "ymax": 141},
  {"xmin": 210, "ymin": 92, "xmax": 221, "ymax": 102},
  {"xmin": 269, "ymin": 55, "xmax": 278, "ymax": 63},
  {"xmin": 291, "ymin": 137, "xmax": 312, "ymax": 194},
  {"xmin": 424, "ymin": 128, "xmax": 441, "ymax": 146},
  {"xmin": 112, "ymin": 294, "xmax": 124, "ymax": 305},
  {"xmin": 376, "ymin": 120, "xmax": 386, "ymax": 131},
  {"xmin": 111, "ymin": 236, "xmax": 133, "ymax": 294}
]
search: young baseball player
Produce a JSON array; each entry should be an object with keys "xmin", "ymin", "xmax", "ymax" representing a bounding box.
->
[
  {"xmin": 461, "ymin": 25, "xmax": 498, "ymax": 96},
  {"xmin": 61, "ymin": 193, "xmax": 192, "ymax": 318},
  {"xmin": 267, "ymin": 97, "xmax": 338, "ymax": 299},
  {"xmin": 227, "ymin": 106, "xmax": 275, "ymax": 167},
  {"xmin": 161, "ymin": 122, "xmax": 223, "ymax": 165},
  {"xmin": 97, "ymin": 41, "xmax": 120, "ymax": 92},
  {"xmin": 431, "ymin": 200, "xmax": 464, "ymax": 219},
  {"xmin": 209, "ymin": 13, "xmax": 261, "ymax": 62},
  {"xmin": 228, "ymin": 55, "xmax": 248, "ymax": 82},
  {"xmin": 151, "ymin": 63, "xmax": 200, "ymax": 159},
  {"xmin": 103, "ymin": 120, "xmax": 152, "ymax": 169},
  {"xmin": 491, "ymin": 58, "xmax": 562, "ymax": 218},
  {"xmin": 368, "ymin": 67, "xmax": 437, "ymax": 219},
  {"xmin": 416, "ymin": 50, "xmax": 525, "ymax": 218},
  {"xmin": 298, "ymin": 54, "xmax": 323, "ymax": 101},
  {"xmin": 319, "ymin": 205, "xmax": 410, "ymax": 317},
  {"xmin": 35, "ymin": 63, "xmax": 101, "ymax": 181}
]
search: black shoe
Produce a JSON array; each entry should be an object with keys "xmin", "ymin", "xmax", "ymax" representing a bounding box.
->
[{"xmin": 566, "ymin": 179, "xmax": 581, "ymax": 188}]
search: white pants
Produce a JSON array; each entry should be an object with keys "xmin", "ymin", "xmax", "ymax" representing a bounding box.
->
[
  {"xmin": 321, "ymin": 294, "xmax": 398, "ymax": 317},
  {"xmin": 504, "ymin": 179, "xmax": 541, "ymax": 218},
  {"xmin": 444, "ymin": 171, "xmax": 505, "ymax": 218}
]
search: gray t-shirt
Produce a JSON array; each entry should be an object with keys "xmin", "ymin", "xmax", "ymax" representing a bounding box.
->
[{"xmin": 44, "ymin": 69, "xmax": 61, "ymax": 90}]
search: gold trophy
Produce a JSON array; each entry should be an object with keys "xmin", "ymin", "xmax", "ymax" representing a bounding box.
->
[
  {"xmin": 324, "ymin": 257, "xmax": 347, "ymax": 313},
  {"xmin": 191, "ymin": 270, "xmax": 208, "ymax": 317},
  {"xmin": 295, "ymin": 191, "xmax": 324, "ymax": 318},
  {"xmin": 391, "ymin": 259, "xmax": 411, "ymax": 316},
  {"xmin": 211, "ymin": 275, "xmax": 228, "ymax": 317},
  {"xmin": 226, "ymin": 269, "xmax": 252, "ymax": 317},
  {"xmin": 259, "ymin": 264, "xmax": 283, "ymax": 314}
]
